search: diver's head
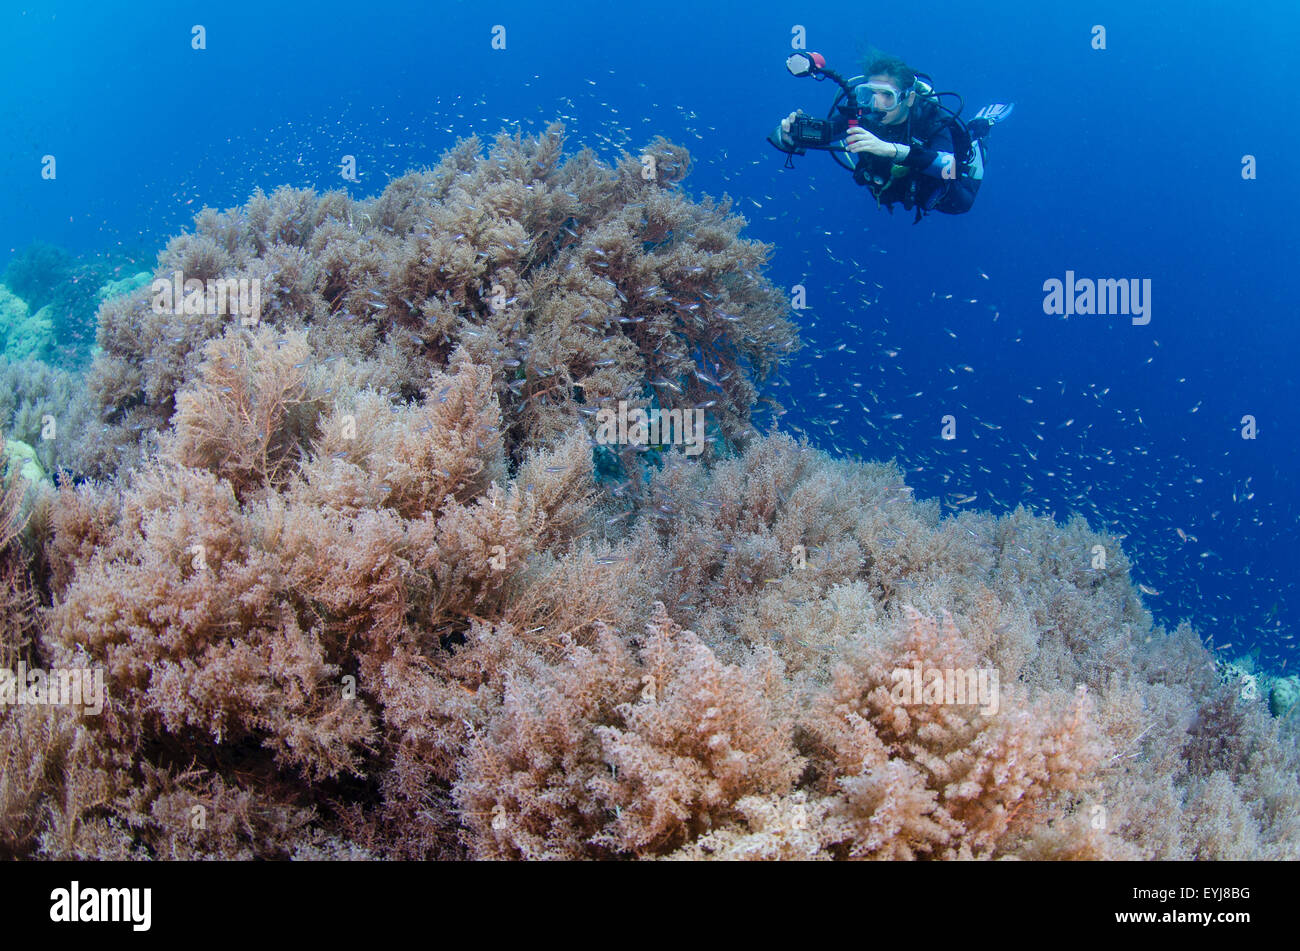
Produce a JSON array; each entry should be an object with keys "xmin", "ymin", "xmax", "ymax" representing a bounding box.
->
[{"xmin": 858, "ymin": 52, "xmax": 918, "ymax": 125}]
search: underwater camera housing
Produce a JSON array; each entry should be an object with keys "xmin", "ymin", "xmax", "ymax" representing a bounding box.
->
[
  {"xmin": 786, "ymin": 114, "xmax": 838, "ymax": 150},
  {"xmin": 768, "ymin": 52, "xmax": 863, "ymax": 159}
]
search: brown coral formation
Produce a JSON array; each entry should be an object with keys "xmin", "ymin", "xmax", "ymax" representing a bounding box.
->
[
  {"xmin": 1, "ymin": 125, "xmax": 1296, "ymax": 860},
  {"xmin": 68, "ymin": 123, "xmax": 794, "ymax": 481}
]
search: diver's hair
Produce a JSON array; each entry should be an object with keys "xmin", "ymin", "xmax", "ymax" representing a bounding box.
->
[{"xmin": 861, "ymin": 49, "xmax": 917, "ymax": 92}]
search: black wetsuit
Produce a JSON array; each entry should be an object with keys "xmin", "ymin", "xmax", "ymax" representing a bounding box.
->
[{"xmin": 831, "ymin": 99, "xmax": 979, "ymax": 221}]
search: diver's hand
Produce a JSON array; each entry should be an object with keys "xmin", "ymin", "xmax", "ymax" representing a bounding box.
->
[
  {"xmin": 777, "ymin": 110, "xmax": 801, "ymax": 147},
  {"xmin": 768, "ymin": 111, "xmax": 804, "ymax": 154},
  {"xmin": 846, "ymin": 126, "xmax": 901, "ymax": 158}
]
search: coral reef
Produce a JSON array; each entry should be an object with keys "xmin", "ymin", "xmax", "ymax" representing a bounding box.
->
[
  {"xmin": 1216, "ymin": 654, "xmax": 1300, "ymax": 720},
  {"xmin": 70, "ymin": 123, "xmax": 796, "ymax": 480},
  {"xmin": 0, "ymin": 285, "xmax": 55, "ymax": 362},
  {"xmin": 0, "ymin": 125, "xmax": 1296, "ymax": 861},
  {"xmin": 97, "ymin": 271, "xmax": 152, "ymax": 303},
  {"xmin": 3, "ymin": 243, "xmax": 145, "ymax": 363},
  {"xmin": 3, "ymin": 439, "xmax": 47, "ymax": 487},
  {"xmin": 0, "ymin": 355, "xmax": 95, "ymax": 476}
]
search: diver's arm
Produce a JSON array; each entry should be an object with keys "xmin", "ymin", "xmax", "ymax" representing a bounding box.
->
[
  {"xmin": 898, "ymin": 146, "xmax": 958, "ymax": 178},
  {"xmin": 898, "ymin": 124, "xmax": 958, "ymax": 179}
]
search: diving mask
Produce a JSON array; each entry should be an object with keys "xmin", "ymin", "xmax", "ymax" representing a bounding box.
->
[{"xmin": 855, "ymin": 81, "xmax": 907, "ymax": 115}]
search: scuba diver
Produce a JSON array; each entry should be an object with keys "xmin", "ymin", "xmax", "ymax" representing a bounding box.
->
[{"xmin": 768, "ymin": 50, "xmax": 1013, "ymax": 223}]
